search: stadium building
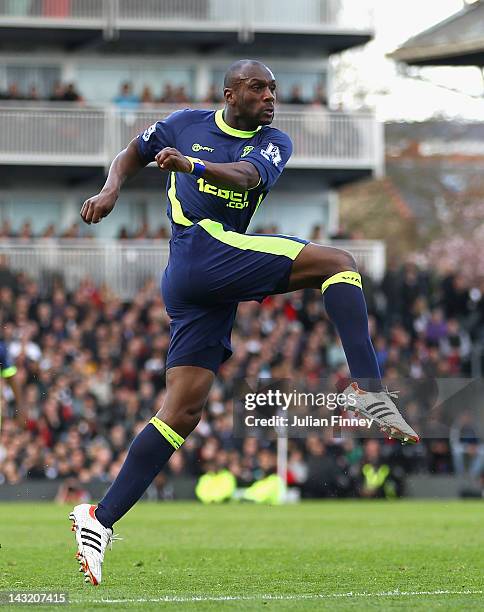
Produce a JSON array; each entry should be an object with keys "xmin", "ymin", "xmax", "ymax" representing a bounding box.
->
[
  {"xmin": 389, "ymin": 0, "xmax": 484, "ymax": 67},
  {"xmin": 0, "ymin": 0, "xmax": 383, "ymax": 292}
]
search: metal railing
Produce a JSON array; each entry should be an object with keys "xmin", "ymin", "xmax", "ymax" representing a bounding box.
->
[
  {"xmin": 274, "ymin": 109, "xmax": 377, "ymax": 167},
  {"xmin": 0, "ymin": 0, "xmax": 374, "ymax": 34},
  {"xmin": 0, "ymin": 103, "xmax": 381, "ymax": 170},
  {"xmin": 0, "ymin": 105, "xmax": 107, "ymax": 165},
  {"xmin": 0, "ymin": 239, "xmax": 386, "ymax": 298},
  {"xmin": 325, "ymin": 239, "xmax": 386, "ymax": 281}
]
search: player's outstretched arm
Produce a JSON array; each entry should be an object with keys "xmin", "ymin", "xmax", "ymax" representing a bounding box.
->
[
  {"xmin": 155, "ymin": 147, "xmax": 260, "ymax": 191},
  {"xmin": 80, "ymin": 138, "xmax": 147, "ymax": 224}
]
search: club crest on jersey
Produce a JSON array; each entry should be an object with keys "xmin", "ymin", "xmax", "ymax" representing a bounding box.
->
[
  {"xmin": 241, "ymin": 145, "xmax": 254, "ymax": 158},
  {"xmin": 260, "ymin": 142, "xmax": 282, "ymax": 167}
]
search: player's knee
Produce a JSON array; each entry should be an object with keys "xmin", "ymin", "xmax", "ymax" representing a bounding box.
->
[
  {"xmin": 157, "ymin": 397, "xmax": 205, "ymax": 437},
  {"xmin": 332, "ymin": 248, "xmax": 357, "ymax": 273},
  {"xmin": 174, "ymin": 402, "xmax": 203, "ymax": 437},
  {"xmin": 182, "ymin": 401, "xmax": 204, "ymax": 424}
]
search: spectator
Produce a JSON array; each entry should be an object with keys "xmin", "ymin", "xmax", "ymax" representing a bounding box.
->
[
  {"xmin": 140, "ymin": 85, "xmax": 155, "ymax": 106},
  {"xmin": 203, "ymin": 84, "xmax": 222, "ymax": 104},
  {"xmin": 27, "ymin": 84, "xmax": 42, "ymax": 101},
  {"xmin": 441, "ymin": 273, "xmax": 470, "ymax": 321},
  {"xmin": 17, "ymin": 220, "xmax": 33, "ymax": 242},
  {"xmin": 287, "ymin": 449, "xmax": 308, "ymax": 487},
  {"xmin": 6, "ymin": 83, "xmax": 23, "ymax": 100},
  {"xmin": 49, "ymin": 82, "xmax": 65, "ymax": 102},
  {"xmin": 358, "ymin": 439, "xmax": 401, "ymax": 498},
  {"xmin": 132, "ymin": 221, "xmax": 150, "ymax": 240},
  {"xmin": 62, "ymin": 222, "xmax": 81, "ymax": 239},
  {"xmin": 439, "ymin": 318, "xmax": 471, "ymax": 374},
  {"xmin": 425, "ymin": 308, "xmax": 447, "ymax": 345},
  {"xmin": 0, "ymin": 254, "xmax": 18, "ymax": 292},
  {"xmin": 302, "ymin": 435, "xmax": 341, "ymax": 498},
  {"xmin": 0, "ymin": 220, "xmax": 15, "ymax": 239},
  {"xmin": 55, "ymin": 478, "xmax": 90, "ymax": 504},
  {"xmin": 152, "ymin": 225, "xmax": 170, "ymax": 239},
  {"xmin": 174, "ymin": 85, "xmax": 190, "ymax": 104},
  {"xmin": 63, "ymin": 82, "xmax": 83, "ymax": 103},
  {"xmin": 329, "ymin": 224, "xmax": 351, "ymax": 240},
  {"xmin": 312, "ymin": 84, "xmax": 328, "ymax": 107},
  {"xmin": 287, "ymin": 84, "xmax": 305, "ymax": 105},
  {"xmin": 309, "ymin": 224, "xmax": 326, "ymax": 242},
  {"xmin": 113, "ymin": 81, "xmax": 139, "ymax": 109},
  {"xmin": 450, "ymin": 411, "xmax": 484, "ymax": 478},
  {"xmin": 159, "ymin": 83, "xmax": 175, "ymax": 104},
  {"xmin": 118, "ymin": 227, "xmax": 130, "ymax": 240}
]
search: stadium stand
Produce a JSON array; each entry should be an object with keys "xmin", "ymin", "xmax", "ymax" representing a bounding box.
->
[
  {"xmin": 1, "ymin": 258, "xmax": 483, "ymax": 498},
  {"xmin": 0, "ymin": 0, "xmax": 380, "ymax": 241}
]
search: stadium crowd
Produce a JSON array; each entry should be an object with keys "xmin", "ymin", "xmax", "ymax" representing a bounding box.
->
[
  {"xmin": 0, "ymin": 81, "xmax": 83, "ymax": 103},
  {"xmin": 0, "ymin": 80, "xmax": 328, "ymax": 107},
  {"xmin": 0, "ymin": 220, "xmax": 348, "ymax": 242},
  {"xmin": 1, "ymin": 256, "xmax": 483, "ymax": 499}
]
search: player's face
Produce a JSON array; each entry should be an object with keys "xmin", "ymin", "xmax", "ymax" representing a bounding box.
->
[{"xmin": 229, "ymin": 68, "xmax": 277, "ymax": 126}]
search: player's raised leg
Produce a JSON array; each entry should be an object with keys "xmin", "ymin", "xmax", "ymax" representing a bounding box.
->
[
  {"xmin": 288, "ymin": 243, "xmax": 419, "ymax": 444},
  {"xmin": 69, "ymin": 365, "xmax": 214, "ymax": 585}
]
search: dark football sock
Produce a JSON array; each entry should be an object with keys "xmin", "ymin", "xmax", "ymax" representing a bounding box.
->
[
  {"xmin": 322, "ymin": 271, "xmax": 382, "ymax": 392},
  {"xmin": 95, "ymin": 418, "xmax": 184, "ymax": 529}
]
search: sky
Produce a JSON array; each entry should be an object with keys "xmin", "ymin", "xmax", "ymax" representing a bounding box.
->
[{"xmin": 332, "ymin": 0, "xmax": 484, "ymax": 121}]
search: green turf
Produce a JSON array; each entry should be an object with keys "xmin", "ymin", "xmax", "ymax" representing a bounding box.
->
[{"xmin": 0, "ymin": 501, "xmax": 482, "ymax": 610}]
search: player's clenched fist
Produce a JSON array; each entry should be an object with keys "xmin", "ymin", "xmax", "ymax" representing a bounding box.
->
[
  {"xmin": 155, "ymin": 147, "xmax": 192, "ymax": 173},
  {"xmin": 80, "ymin": 191, "xmax": 117, "ymax": 224}
]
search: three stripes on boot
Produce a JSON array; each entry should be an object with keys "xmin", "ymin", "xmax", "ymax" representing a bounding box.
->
[
  {"xmin": 365, "ymin": 401, "xmax": 394, "ymax": 420},
  {"xmin": 80, "ymin": 527, "xmax": 102, "ymax": 554}
]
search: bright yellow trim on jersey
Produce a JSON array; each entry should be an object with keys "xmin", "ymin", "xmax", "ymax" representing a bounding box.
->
[
  {"xmin": 321, "ymin": 271, "xmax": 362, "ymax": 294},
  {"xmin": 168, "ymin": 172, "xmax": 193, "ymax": 227},
  {"xmin": 1, "ymin": 366, "xmax": 16, "ymax": 378},
  {"xmin": 198, "ymin": 219, "xmax": 305, "ymax": 260},
  {"xmin": 215, "ymin": 109, "xmax": 261, "ymax": 139},
  {"xmin": 253, "ymin": 193, "xmax": 265, "ymax": 215},
  {"xmin": 149, "ymin": 417, "xmax": 185, "ymax": 450}
]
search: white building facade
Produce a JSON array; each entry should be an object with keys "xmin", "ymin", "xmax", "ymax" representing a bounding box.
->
[{"xmin": 0, "ymin": 0, "xmax": 382, "ymax": 242}]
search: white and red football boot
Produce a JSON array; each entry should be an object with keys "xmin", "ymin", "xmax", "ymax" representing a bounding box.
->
[
  {"xmin": 343, "ymin": 382, "xmax": 420, "ymax": 444},
  {"xmin": 69, "ymin": 503, "xmax": 120, "ymax": 585}
]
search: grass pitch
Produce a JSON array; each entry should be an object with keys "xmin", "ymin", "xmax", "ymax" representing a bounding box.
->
[{"xmin": 0, "ymin": 501, "xmax": 482, "ymax": 610}]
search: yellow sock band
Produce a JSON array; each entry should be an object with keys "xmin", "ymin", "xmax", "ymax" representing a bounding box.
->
[
  {"xmin": 321, "ymin": 270, "xmax": 362, "ymax": 294},
  {"xmin": 149, "ymin": 417, "xmax": 185, "ymax": 450}
]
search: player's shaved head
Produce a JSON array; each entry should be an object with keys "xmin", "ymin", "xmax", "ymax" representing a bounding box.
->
[
  {"xmin": 222, "ymin": 59, "xmax": 277, "ymax": 129},
  {"xmin": 223, "ymin": 60, "xmax": 274, "ymax": 89}
]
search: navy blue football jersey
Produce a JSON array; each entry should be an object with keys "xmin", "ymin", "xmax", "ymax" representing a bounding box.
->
[{"xmin": 136, "ymin": 109, "xmax": 292, "ymax": 234}]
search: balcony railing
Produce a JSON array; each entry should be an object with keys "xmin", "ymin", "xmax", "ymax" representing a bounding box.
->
[
  {"xmin": 0, "ymin": 239, "xmax": 386, "ymax": 299},
  {"xmin": 0, "ymin": 103, "xmax": 382, "ymax": 171},
  {"xmin": 0, "ymin": 106, "xmax": 107, "ymax": 165},
  {"xmin": 0, "ymin": 0, "xmax": 374, "ymax": 34}
]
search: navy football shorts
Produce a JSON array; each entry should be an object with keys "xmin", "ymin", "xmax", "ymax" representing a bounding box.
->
[{"xmin": 161, "ymin": 219, "xmax": 308, "ymax": 374}]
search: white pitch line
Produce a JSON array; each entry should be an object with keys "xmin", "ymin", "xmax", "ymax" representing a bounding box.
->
[{"xmin": 71, "ymin": 589, "xmax": 483, "ymax": 604}]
